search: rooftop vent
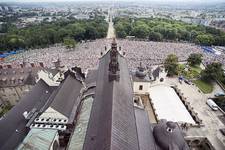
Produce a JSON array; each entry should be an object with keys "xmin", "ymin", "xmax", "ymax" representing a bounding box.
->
[
  {"xmin": 23, "ymin": 111, "xmax": 28, "ymax": 119},
  {"xmin": 166, "ymin": 121, "xmax": 176, "ymax": 133}
]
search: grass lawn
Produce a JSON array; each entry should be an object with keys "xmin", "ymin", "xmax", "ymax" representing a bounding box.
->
[
  {"xmin": 190, "ymin": 65, "xmax": 202, "ymax": 73},
  {"xmin": 193, "ymin": 79, "xmax": 213, "ymax": 94},
  {"xmin": 178, "ymin": 64, "xmax": 202, "ymax": 79}
]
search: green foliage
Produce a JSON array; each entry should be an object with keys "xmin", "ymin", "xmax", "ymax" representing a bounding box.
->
[
  {"xmin": 114, "ymin": 23, "xmax": 127, "ymax": 38},
  {"xmin": 131, "ymin": 24, "xmax": 149, "ymax": 39},
  {"xmin": 193, "ymin": 79, "xmax": 213, "ymax": 94},
  {"xmin": 164, "ymin": 54, "xmax": 179, "ymax": 76},
  {"xmin": 0, "ymin": 104, "xmax": 13, "ymax": 117},
  {"xmin": 201, "ymin": 62, "xmax": 224, "ymax": 81},
  {"xmin": 187, "ymin": 53, "xmax": 203, "ymax": 66},
  {"xmin": 195, "ymin": 34, "xmax": 215, "ymax": 46},
  {"xmin": 114, "ymin": 18, "xmax": 133, "ymax": 38},
  {"xmin": 190, "ymin": 65, "xmax": 202, "ymax": 74},
  {"xmin": 63, "ymin": 37, "xmax": 76, "ymax": 48},
  {"xmin": 214, "ymin": 35, "xmax": 225, "ymax": 46},
  {"xmin": 114, "ymin": 17, "xmax": 225, "ymax": 46},
  {"xmin": 149, "ymin": 31, "xmax": 162, "ymax": 41},
  {"xmin": 0, "ymin": 18, "xmax": 108, "ymax": 51},
  {"xmin": 213, "ymin": 97, "xmax": 225, "ymax": 112}
]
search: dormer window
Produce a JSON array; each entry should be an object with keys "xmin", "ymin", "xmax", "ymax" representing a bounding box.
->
[
  {"xmin": 139, "ymin": 85, "xmax": 143, "ymax": 90},
  {"xmin": 167, "ymin": 127, "xmax": 173, "ymax": 133},
  {"xmin": 133, "ymin": 96, "xmax": 144, "ymax": 108}
]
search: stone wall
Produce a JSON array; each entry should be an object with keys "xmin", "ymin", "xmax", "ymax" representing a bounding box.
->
[{"xmin": 0, "ymin": 85, "xmax": 33, "ymax": 106}]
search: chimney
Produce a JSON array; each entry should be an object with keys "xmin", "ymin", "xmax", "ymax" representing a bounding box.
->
[
  {"xmin": 23, "ymin": 111, "xmax": 28, "ymax": 119},
  {"xmin": 53, "ymin": 58, "xmax": 61, "ymax": 70},
  {"xmin": 39, "ymin": 62, "xmax": 44, "ymax": 67},
  {"xmin": 30, "ymin": 63, "xmax": 35, "ymax": 68}
]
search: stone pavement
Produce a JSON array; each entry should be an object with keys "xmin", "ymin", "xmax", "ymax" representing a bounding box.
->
[{"xmin": 165, "ymin": 77, "xmax": 225, "ymax": 150}]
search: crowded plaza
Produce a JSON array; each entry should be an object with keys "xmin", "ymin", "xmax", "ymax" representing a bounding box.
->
[{"xmin": 1, "ymin": 39, "xmax": 225, "ymax": 71}]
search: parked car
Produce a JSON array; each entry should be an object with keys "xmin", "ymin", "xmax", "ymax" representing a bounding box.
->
[
  {"xmin": 215, "ymin": 92, "xmax": 225, "ymax": 97},
  {"xmin": 206, "ymin": 99, "xmax": 219, "ymax": 111}
]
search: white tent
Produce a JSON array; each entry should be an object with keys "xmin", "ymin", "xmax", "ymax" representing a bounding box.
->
[{"xmin": 149, "ymin": 85, "xmax": 195, "ymax": 124}]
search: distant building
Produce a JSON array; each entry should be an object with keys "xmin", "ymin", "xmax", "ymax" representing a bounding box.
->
[
  {"xmin": 132, "ymin": 63, "xmax": 167, "ymax": 94},
  {"xmin": 132, "ymin": 63, "xmax": 151, "ymax": 94},
  {"xmin": 0, "ymin": 78, "xmax": 57, "ymax": 150},
  {"xmin": 0, "ymin": 63, "xmax": 59, "ymax": 106},
  {"xmin": 0, "ymin": 68, "xmax": 84, "ymax": 150}
]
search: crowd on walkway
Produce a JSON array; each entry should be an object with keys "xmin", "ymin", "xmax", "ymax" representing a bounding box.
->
[
  {"xmin": 117, "ymin": 39, "xmax": 225, "ymax": 69},
  {"xmin": 1, "ymin": 39, "xmax": 225, "ymax": 71}
]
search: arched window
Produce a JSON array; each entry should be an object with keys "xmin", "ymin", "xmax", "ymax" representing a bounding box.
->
[{"xmin": 53, "ymin": 140, "xmax": 59, "ymax": 150}]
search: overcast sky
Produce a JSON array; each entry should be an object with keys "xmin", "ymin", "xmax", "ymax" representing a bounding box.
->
[
  {"xmin": 1, "ymin": 0, "xmax": 224, "ymax": 3},
  {"xmin": 0, "ymin": 0, "xmax": 223, "ymax": 2}
]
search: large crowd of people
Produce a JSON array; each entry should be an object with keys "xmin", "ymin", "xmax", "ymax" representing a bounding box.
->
[
  {"xmin": 117, "ymin": 39, "xmax": 225, "ymax": 69},
  {"xmin": 1, "ymin": 39, "xmax": 225, "ymax": 71}
]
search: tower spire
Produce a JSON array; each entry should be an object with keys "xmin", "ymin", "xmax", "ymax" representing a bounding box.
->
[{"xmin": 108, "ymin": 38, "xmax": 120, "ymax": 81}]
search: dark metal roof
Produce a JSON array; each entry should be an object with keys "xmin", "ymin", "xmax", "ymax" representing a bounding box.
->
[
  {"xmin": 134, "ymin": 107, "xmax": 161, "ymax": 150},
  {"xmin": 83, "ymin": 47, "xmax": 139, "ymax": 150},
  {"xmin": 50, "ymin": 74, "xmax": 83, "ymax": 122},
  {"xmin": 83, "ymin": 69, "xmax": 97, "ymax": 98},
  {"xmin": 153, "ymin": 119, "xmax": 190, "ymax": 150},
  {"xmin": 84, "ymin": 69, "xmax": 97, "ymax": 86},
  {"xmin": 131, "ymin": 71, "xmax": 151, "ymax": 82},
  {"xmin": 0, "ymin": 79, "xmax": 55, "ymax": 150}
]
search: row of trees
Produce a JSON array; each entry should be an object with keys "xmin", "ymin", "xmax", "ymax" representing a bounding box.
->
[
  {"xmin": 0, "ymin": 17, "xmax": 108, "ymax": 51},
  {"xmin": 114, "ymin": 17, "xmax": 225, "ymax": 46}
]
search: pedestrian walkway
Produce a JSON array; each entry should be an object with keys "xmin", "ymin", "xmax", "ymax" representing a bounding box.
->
[{"xmin": 106, "ymin": 9, "xmax": 115, "ymax": 39}]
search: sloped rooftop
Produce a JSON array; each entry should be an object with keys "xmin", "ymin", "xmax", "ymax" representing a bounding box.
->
[
  {"xmin": 0, "ymin": 79, "xmax": 56, "ymax": 150},
  {"xmin": 83, "ymin": 40, "xmax": 139, "ymax": 150}
]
